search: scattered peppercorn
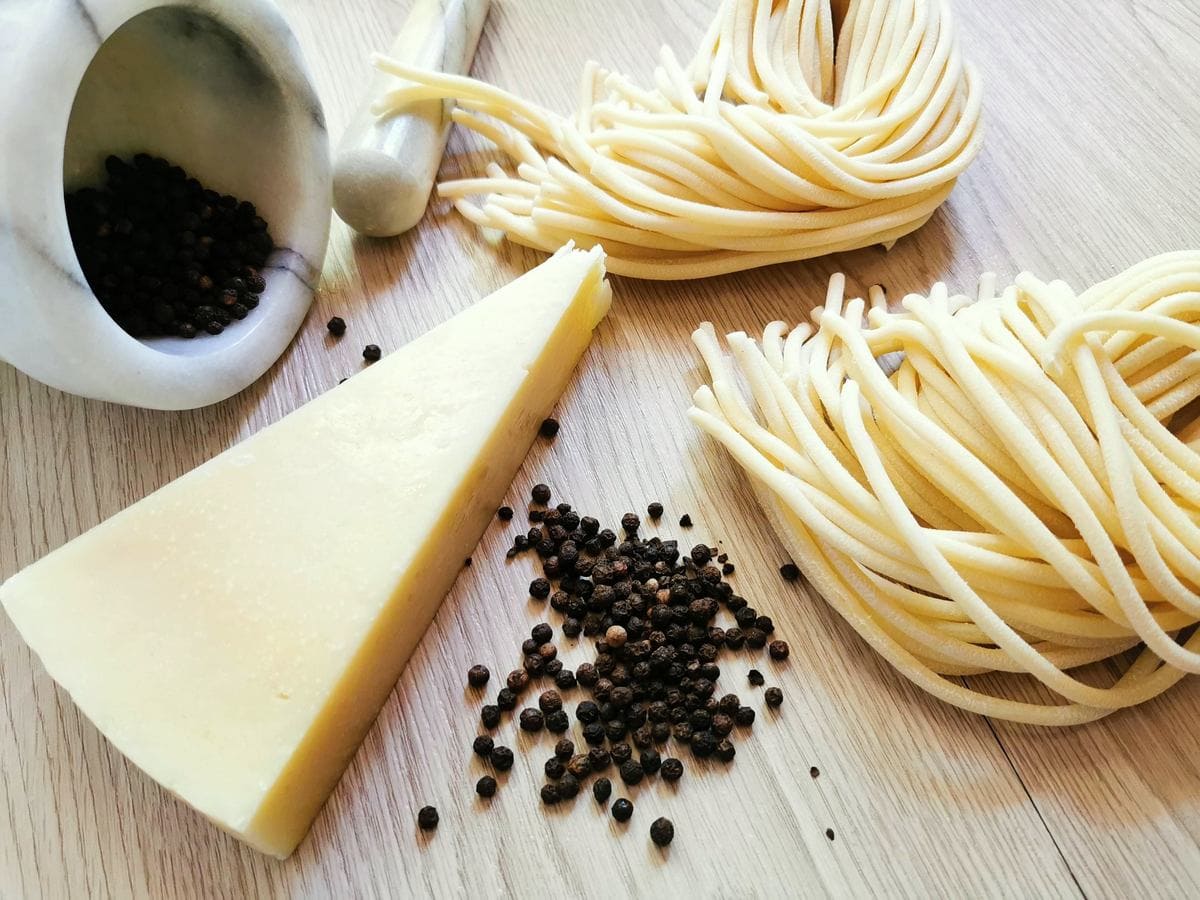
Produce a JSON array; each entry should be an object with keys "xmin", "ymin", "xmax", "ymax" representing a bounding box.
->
[
  {"xmin": 555, "ymin": 669, "xmax": 577, "ymax": 690},
  {"xmin": 715, "ymin": 739, "xmax": 736, "ymax": 762},
  {"xmin": 660, "ymin": 757, "xmax": 684, "ymax": 782},
  {"xmin": 540, "ymin": 784, "xmax": 561, "ymax": 806},
  {"xmin": 825, "ymin": 828, "xmax": 835, "ymax": 841},
  {"xmin": 810, "ymin": 766, "xmax": 820, "ymax": 779},
  {"xmin": 480, "ymin": 705, "xmax": 501, "ymax": 729},
  {"xmin": 554, "ymin": 738, "xmax": 575, "ymax": 760},
  {"xmin": 650, "ymin": 817, "xmax": 674, "ymax": 847},
  {"xmin": 588, "ymin": 747, "xmax": 612, "ymax": 771},
  {"xmin": 498, "ymin": 505, "xmax": 514, "ymax": 521},
  {"xmin": 779, "ymin": 563, "xmax": 800, "ymax": 581},
  {"xmin": 539, "ymin": 418, "xmax": 560, "ymax": 439},
  {"xmin": 545, "ymin": 710, "xmax": 570, "ymax": 733},
  {"xmin": 467, "ymin": 665, "xmax": 490, "ymax": 688},
  {"xmin": 748, "ymin": 669, "xmax": 765, "ymax": 686},
  {"xmin": 476, "ymin": 776, "xmax": 497, "ymax": 798},
  {"xmin": 558, "ymin": 774, "xmax": 580, "ymax": 799},
  {"xmin": 489, "ymin": 746, "xmax": 514, "ymax": 771},
  {"xmin": 532, "ymin": 484, "xmax": 552, "ymax": 504},
  {"xmin": 769, "ymin": 640, "xmax": 790, "ymax": 661},
  {"xmin": 531, "ymin": 622, "xmax": 553, "ymax": 645},
  {"xmin": 507, "ymin": 670, "xmax": 530, "ymax": 693},
  {"xmin": 611, "ymin": 798, "xmax": 634, "ymax": 822},
  {"xmin": 735, "ymin": 706, "xmax": 756, "ymax": 727},
  {"xmin": 619, "ymin": 760, "xmax": 644, "ymax": 785},
  {"xmin": 722, "ymin": 563, "xmax": 735, "ymax": 575},
  {"xmin": 593, "ymin": 777, "xmax": 612, "ymax": 803},
  {"xmin": 327, "ymin": 316, "xmax": 346, "ymax": 337},
  {"xmin": 519, "ymin": 708, "xmax": 545, "ymax": 732},
  {"xmin": 765, "ymin": 687, "xmax": 784, "ymax": 707},
  {"xmin": 678, "ymin": 514, "xmax": 693, "ymax": 527},
  {"xmin": 363, "ymin": 344, "xmax": 381, "ymax": 362},
  {"xmin": 472, "ymin": 735, "xmax": 494, "ymax": 757},
  {"xmin": 611, "ymin": 743, "xmax": 633, "ymax": 764},
  {"xmin": 496, "ymin": 688, "xmax": 518, "ymax": 711},
  {"xmin": 529, "ymin": 578, "xmax": 551, "ymax": 600},
  {"xmin": 566, "ymin": 754, "xmax": 592, "ymax": 778},
  {"xmin": 417, "ymin": 806, "xmax": 439, "ymax": 830},
  {"xmin": 640, "ymin": 750, "xmax": 662, "ymax": 775},
  {"xmin": 545, "ymin": 757, "xmax": 565, "ymax": 780}
]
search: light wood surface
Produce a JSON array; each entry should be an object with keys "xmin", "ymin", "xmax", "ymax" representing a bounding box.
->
[{"xmin": 4, "ymin": 1, "xmax": 1200, "ymax": 896}]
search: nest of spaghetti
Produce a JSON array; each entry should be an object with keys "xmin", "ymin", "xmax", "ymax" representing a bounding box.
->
[
  {"xmin": 690, "ymin": 251, "xmax": 1200, "ymax": 724},
  {"xmin": 372, "ymin": 0, "xmax": 983, "ymax": 279}
]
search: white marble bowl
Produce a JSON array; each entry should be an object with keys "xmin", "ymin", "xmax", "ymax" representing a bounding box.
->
[{"xmin": 0, "ymin": 0, "xmax": 331, "ymax": 409}]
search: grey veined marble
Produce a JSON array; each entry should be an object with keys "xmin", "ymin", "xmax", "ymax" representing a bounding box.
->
[{"xmin": 0, "ymin": 0, "xmax": 331, "ymax": 409}]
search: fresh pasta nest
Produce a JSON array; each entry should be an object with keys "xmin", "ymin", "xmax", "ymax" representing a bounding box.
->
[
  {"xmin": 372, "ymin": 0, "xmax": 983, "ymax": 279},
  {"xmin": 690, "ymin": 251, "xmax": 1200, "ymax": 724}
]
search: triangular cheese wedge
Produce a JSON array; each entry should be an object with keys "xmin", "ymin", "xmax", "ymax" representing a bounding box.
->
[{"xmin": 1, "ymin": 245, "xmax": 611, "ymax": 858}]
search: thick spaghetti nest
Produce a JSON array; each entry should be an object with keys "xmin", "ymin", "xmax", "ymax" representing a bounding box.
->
[
  {"xmin": 373, "ymin": 0, "xmax": 983, "ymax": 279},
  {"xmin": 691, "ymin": 252, "xmax": 1200, "ymax": 724}
]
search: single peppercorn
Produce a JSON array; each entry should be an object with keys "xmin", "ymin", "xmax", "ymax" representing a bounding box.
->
[
  {"xmin": 576, "ymin": 700, "xmax": 601, "ymax": 723},
  {"xmin": 611, "ymin": 742, "xmax": 633, "ymax": 764},
  {"xmin": 489, "ymin": 746, "xmax": 514, "ymax": 771},
  {"xmin": 611, "ymin": 798, "xmax": 634, "ymax": 822},
  {"xmin": 545, "ymin": 757, "xmax": 566, "ymax": 780},
  {"xmin": 621, "ymin": 512, "xmax": 640, "ymax": 535},
  {"xmin": 647, "ymin": 502, "xmax": 664, "ymax": 519},
  {"xmin": 363, "ymin": 344, "xmax": 381, "ymax": 362},
  {"xmin": 691, "ymin": 731, "xmax": 718, "ymax": 758},
  {"xmin": 545, "ymin": 710, "xmax": 570, "ymax": 733},
  {"xmin": 537, "ymin": 690, "xmax": 563, "ymax": 714},
  {"xmin": 467, "ymin": 665, "xmax": 490, "ymax": 688},
  {"xmin": 769, "ymin": 640, "xmax": 790, "ymax": 660},
  {"xmin": 650, "ymin": 817, "xmax": 674, "ymax": 847},
  {"xmin": 593, "ymin": 777, "xmax": 612, "ymax": 803},
  {"xmin": 532, "ymin": 484, "xmax": 552, "ymax": 504},
  {"xmin": 716, "ymin": 738, "xmax": 736, "ymax": 762},
  {"xmin": 566, "ymin": 754, "xmax": 592, "ymax": 778},
  {"xmin": 712, "ymin": 713, "xmax": 734, "ymax": 736},
  {"xmin": 735, "ymin": 706, "xmax": 756, "ymax": 727},
  {"xmin": 582, "ymin": 722, "xmax": 606, "ymax": 745},
  {"xmin": 540, "ymin": 783, "xmax": 561, "ymax": 805},
  {"xmin": 472, "ymin": 735, "xmax": 494, "ymax": 757},
  {"xmin": 476, "ymin": 775, "xmax": 498, "ymax": 798},
  {"xmin": 640, "ymin": 750, "xmax": 662, "ymax": 775},
  {"xmin": 779, "ymin": 562, "xmax": 800, "ymax": 581},
  {"xmin": 765, "ymin": 687, "xmax": 784, "ymax": 707},
  {"xmin": 480, "ymin": 705, "xmax": 501, "ymax": 729},
  {"xmin": 555, "ymin": 669, "xmax": 577, "ymax": 690},
  {"xmin": 529, "ymin": 578, "xmax": 551, "ymax": 600},
  {"xmin": 605, "ymin": 625, "xmax": 628, "ymax": 648},
  {"xmin": 619, "ymin": 760, "xmax": 644, "ymax": 785},
  {"xmin": 558, "ymin": 773, "xmax": 580, "ymax": 799},
  {"xmin": 660, "ymin": 757, "xmax": 684, "ymax": 782},
  {"xmin": 496, "ymin": 688, "xmax": 518, "ymax": 711},
  {"xmin": 748, "ymin": 669, "xmax": 765, "ymax": 686},
  {"xmin": 523, "ymin": 655, "xmax": 544, "ymax": 676},
  {"xmin": 539, "ymin": 418, "xmax": 560, "ymax": 439},
  {"xmin": 507, "ymin": 669, "xmax": 530, "ymax": 692},
  {"xmin": 498, "ymin": 505, "xmax": 514, "ymax": 521},
  {"xmin": 554, "ymin": 738, "xmax": 575, "ymax": 760},
  {"xmin": 519, "ymin": 708, "xmax": 545, "ymax": 732},
  {"xmin": 722, "ymin": 562, "xmax": 735, "ymax": 575},
  {"xmin": 588, "ymin": 747, "xmax": 612, "ymax": 771},
  {"xmin": 678, "ymin": 514, "xmax": 693, "ymax": 528},
  {"xmin": 531, "ymin": 622, "xmax": 553, "ymax": 645},
  {"xmin": 537, "ymin": 643, "xmax": 558, "ymax": 662},
  {"xmin": 417, "ymin": 806, "xmax": 439, "ymax": 831},
  {"xmin": 326, "ymin": 316, "xmax": 346, "ymax": 337}
]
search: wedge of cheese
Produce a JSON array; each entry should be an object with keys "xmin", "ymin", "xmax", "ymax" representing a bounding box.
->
[{"xmin": 1, "ymin": 245, "xmax": 610, "ymax": 858}]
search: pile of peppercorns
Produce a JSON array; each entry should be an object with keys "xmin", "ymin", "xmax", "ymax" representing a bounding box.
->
[
  {"xmin": 65, "ymin": 154, "xmax": 272, "ymax": 339},
  {"xmin": 458, "ymin": 484, "xmax": 790, "ymax": 850}
]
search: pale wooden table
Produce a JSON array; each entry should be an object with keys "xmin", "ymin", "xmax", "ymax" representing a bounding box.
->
[{"xmin": 4, "ymin": 1, "xmax": 1200, "ymax": 896}]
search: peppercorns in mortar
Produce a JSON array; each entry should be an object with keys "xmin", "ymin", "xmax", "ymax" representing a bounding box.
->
[{"xmin": 65, "ymin": 154, "xmax": 272, "ymax": 339}]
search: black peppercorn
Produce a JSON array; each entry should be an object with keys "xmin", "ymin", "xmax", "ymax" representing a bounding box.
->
[
  {"xmin": 467, "ymin": 665, "xmax": 490, "ymax": 688},
  {"xmin": 519, "ymin": 708, "xmax": 545, "ymax": 732},
  {"xmin": 691, "ymin": 731, "xmax": 718, "ymax": 758},
  {"xmin": 496, "ymin": 688, "xmax": 518, "ymax": 711},
  {"xmin": 611, "ymin": 743, "xmax": 633, "ymax": 765},
  {"xmin": 611, "ymin": 798, "xmax": 634, "ymax": 822},
  {"xmin": 779, "ymin": 563, "xmax": 800, "ymax": 581},
  {"xmin": 712, "ymin": 713, "xmax": 734, "ymax": 736},
  {"xmin": 673, "ymin": 722, "xmax": 694, "ymax": 743},
  {"xmin": 640, "ymin": 750, "xmax": 662, "ymax": 775},
  {"xmin": 537, "ymin": 643, "xmax": 558, "ymax": 662},
  {"xmin": 764, "ymin": 686, "xmax": 784, "ymax": 707},
  {"xmin": 621, "ymin": 512, "xmax": 640, "ymax": 535},
  {"xmin": 417, "ymin": 806, "xmax": 439, "ymax": 830},
  {"xmin": 651, "ymin": 722, "xmax": 672, "ymax": 742},
  {"xmin": 690, "ymin": 544, "xmax": 712, "ymax": 565},
  {"xmin": 769, "ymin": 640, "xmax": 790, "ymax": 660},
  {"xmin": 326, "ymin": 316, "xmax": 346, "ymax": 337},
  {"xmin": 539, "ymin": 417, "xmax": 560, "ymax": 439},
  {"xmin": 660, "ymin": 757, "xmax": 684, "ymax": 782},
  {"xmin": 678, "ymin": 514, "xmax": 693, "ymax": 528},
  {"xmin": 538, "ymin": 690, "xmax": 563, "ymax": 713},
  {"xmin": 724, "ymin": 628, "xmax": 745, "ymax": 649},
  {"xmin": 544, "ymin": 659, "xmax": 564, "ymax": 678},
  {"xmin": 605, "ymin": 719, "xmax": 627, "ymax": 742},
  {"xmin": 735, "ymin": 706, "xmax": 756, "ymax": 727},
  {"xmin": 650, "ymin": 817, "xmax": 674, "ymax": 847},
  {"xmin": 593, "ymin": 777, "xmax": 612, "ymax": 803},
  {"xmin": 647, "ymin": 502, "xmax": 664, "ymax": 519},
  {"xmin": 576, "ymin": 700, "xmax": 601, "ymax": 724},
  {"xmin": 507, "ymin": 670, "xmax": 530, "ymax": 693},
  {"xmin": 566, "ymin": 754, "xmax": 592, "ymax": 778},
  {"xmin": 554, "ymin": 738, "xmax": 575, "ymax": 760},
  {"xmin": 718, "ymin": 693, "xmax": 741, "ymax": 714},
  {"xmin": 521, "ymin": 637, "xmax": 538, "ymax": 656},
  {"xmin": 498, "ymin": 505, "xmax": 514, "ymax": 521},
  {"xmin": 715, "ymin": 738, "xmax": 736, "ymax": 762},
  {"xmin": 529, "ymin": 578, "xmax": 551, "ymax": 600},
  {"xmin": 545, "ymin": 710, "xmax": 570, "ymax": 733},
  {"xmin": 531, "ymin": 622, "xmax": 553, "ymax": 645},
  {"xmin": 555, "ymin": 669, "xmax": 577, "ymax": 690},
  {"xmin": 476, "ymin": 775, "xmax": 498, "ymax": 798},
  {"xmin": 472, "ymin": 735, "xmax": 494, "ymax": 757},
  {"xmin": 532, "ymin": 484, "xmax": 552, "ymax": 504},
  {"xmin": 582, "ymin": 722, "xmax": 606, "ymax": 745},
  {"xmin": 489, "ymin": 746, "xmax": 514, "ymax": 771},
  {"xmin": 363, "ymin": 344, "xmax": 381, "ymax": 362},
  {"xmin": 588, "ymin": 747, "xmax": 612, "ymax": 770},
  {"xmin": 540, "ymin": 783, "xmax": 561, "ymax": 805},
  {"xmin": 748, "ymin": 668, "xmax": 765, "ymax": 686},
  {"xmin": 545, "ymin": 757, "xmax": 566, "ymax": 780},
  {"xmin": 558, "ymin": 773, "xmax": 580, "ymax": 799},
  {"xmin": 480, "ymin": 705, "xmax": 501, "ymax": 729},
  {"xmin": 619, "ymin": 759, "xmax": 644, "ymax": 785},
  {"xmin": 722, "ymin": 562, "xmax": 735, "ymax": 575},
  {"xmin": 523, "ymin": 655, "xmax": 544, "ymax": 676}
]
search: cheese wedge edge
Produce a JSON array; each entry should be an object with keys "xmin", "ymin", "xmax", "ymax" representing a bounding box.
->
[{"xmin": 0, "ymin": 245, "xmax": 611, "ymax": 857}]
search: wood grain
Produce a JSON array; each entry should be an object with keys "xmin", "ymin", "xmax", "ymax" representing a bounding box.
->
[{"xmin": 4, "ymin": 0, "xmax": 1200, "ymax": 896}]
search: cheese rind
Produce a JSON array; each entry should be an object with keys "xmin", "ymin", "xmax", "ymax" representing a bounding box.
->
[{"xmin": 1, "ymin": 246, "xmax": 610, "ymax": 857}]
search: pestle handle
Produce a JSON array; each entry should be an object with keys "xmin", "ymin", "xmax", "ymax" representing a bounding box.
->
[{"xmin": 333, "ymin": 0, "xmax": 490, "ymax": 237}]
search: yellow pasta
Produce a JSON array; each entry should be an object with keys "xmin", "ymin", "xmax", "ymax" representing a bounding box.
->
[
  {"xmin": 689, "ymin": 251, "xmax": 1200, "ymax": 724},
  {"xmin": 371, "ymin": 0, "xmax": 983, "ymax": 279}
]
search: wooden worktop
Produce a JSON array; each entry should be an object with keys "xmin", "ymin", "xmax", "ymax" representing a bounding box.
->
[{"xmin": 4, "ymin": 1, "xmax": 1200, "ymax": 896}]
